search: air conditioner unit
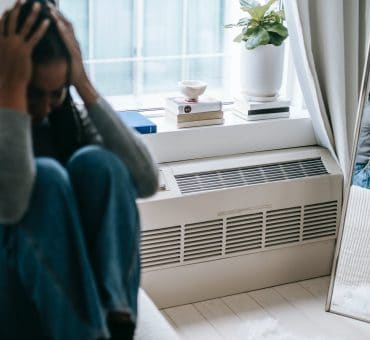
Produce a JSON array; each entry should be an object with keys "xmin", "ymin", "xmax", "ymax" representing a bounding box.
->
[{"xmin": 137, "ymin": 146, "xmax": 342, "ymax": 308}]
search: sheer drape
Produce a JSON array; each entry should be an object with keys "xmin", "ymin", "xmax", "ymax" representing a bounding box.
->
[{"xmin": 284, "ymin": 0, "xmax": 370, "ymax": 179}]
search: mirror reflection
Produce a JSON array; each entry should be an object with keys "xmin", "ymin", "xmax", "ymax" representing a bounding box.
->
[{"xmin": 328, "ymin": 54, "xmax": 370, "ymax": 321}]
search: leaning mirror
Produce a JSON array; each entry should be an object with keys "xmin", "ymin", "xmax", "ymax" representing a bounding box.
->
[{"xmin": 327, "ymin": 42, "xmax": 370, "ymax": 321}]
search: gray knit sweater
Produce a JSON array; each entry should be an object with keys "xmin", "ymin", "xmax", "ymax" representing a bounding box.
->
[{"xmin": 0, "ymin": 97, "xmax": 158, "ymax": 225}]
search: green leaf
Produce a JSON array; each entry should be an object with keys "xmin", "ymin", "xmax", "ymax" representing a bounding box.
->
[
  {"xmin": 252, "ymin": 0, "xmax": 277, "ymax": 20},
  {"xmin": 265, "ymin": 23, "xmax": 288, "ymax": 38},
  {"xmin": 275, "ymin": 9, "xmax": 285, "ymax": 20},
  {"xmin": 268, "ymin": 32, "xmax": 284, "ymax": 46},
  {"xmin": 237, "ymin": 17, "xmax": 250, "ymax": 26},
  {"xmin": 239, "ymin": 0, "xmax": 259, "ymax": 9},
  {"xmin": 245, "ymin": 27, "xmax": 270, "ymax": 49},
  {"xmin": 242, "ymin": 26, "xmax": 249, "ymax": 34},
  {"xmin": 242, "ymin": 7, "xmax": 260, "ymax": 19},
  {"xmin": 234, "ymin": 32, "xmax": 245, "ymax": 43},
  {"xmin": 264, "ymin": 12, "xmax": 281, "ymax": 24}
]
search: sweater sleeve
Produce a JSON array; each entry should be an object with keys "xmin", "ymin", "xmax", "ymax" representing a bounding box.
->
[
  {"xmin": 0, "ymin": 109, "xmax": 35, "ymax": 224},
  {"xmin": 86, "ymin": 97, "xmax": 159, "ymax": 198}
]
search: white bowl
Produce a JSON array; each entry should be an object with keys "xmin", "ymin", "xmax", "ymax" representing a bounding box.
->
[{"xmin": 178, "ymin": 80, "xmax": 208, "ymax": 101}]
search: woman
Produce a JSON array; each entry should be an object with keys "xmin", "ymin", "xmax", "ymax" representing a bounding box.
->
[
  {"xmin": 353, "ymin": 93, "xmax": 370, "ymax": 189},
  {"xmin": 0, "ymin": 0, "xmax": 158, "ymax": 339}
]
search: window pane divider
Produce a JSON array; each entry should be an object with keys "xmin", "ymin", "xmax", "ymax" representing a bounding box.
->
[
  {"xmin": 133, "ymin": 0, "xmax": 144, "ymax": 96},
  {"xmin": 83, "ymin": 53, "xmax": 231, "ymax": 65}
]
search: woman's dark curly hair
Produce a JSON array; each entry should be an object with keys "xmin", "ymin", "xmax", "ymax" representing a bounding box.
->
[
  {"xmin": 15, "ymin": 0, "xmax": 99, "ymax": 162},
  {"xmin": 18, "ymin": 0, "xmax": 71, "ymax": 65}
]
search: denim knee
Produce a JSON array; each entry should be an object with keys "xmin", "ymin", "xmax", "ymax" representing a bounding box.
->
[
  {"xmin": 35, "ymin": 158, "xmax": 70, "ymax": 193},
  {"xmin": 67, "ymin": 146, "xmax": 134, "ymax": 189}
]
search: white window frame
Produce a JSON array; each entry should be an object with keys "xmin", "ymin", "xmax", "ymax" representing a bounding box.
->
[{"xmin": 50, "ymin": 1, "xmax": 314, "ymax": 163}]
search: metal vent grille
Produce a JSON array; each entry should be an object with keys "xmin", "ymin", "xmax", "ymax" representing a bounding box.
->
[
  {"xmin": 175, "ymin": 158, "xmax": 328, "ymax": 194},
  {"xmin": 141, "ymin": 200, "xmax": 339, "ymax": 270},
  {"xmin": 184, "ymin": 219, "xmax": 223, "ymax": 262},
  {"xmin": 303, "ymin": 201, "xmax": 338, "ymax": 240},
  {"xmin": 141, "ymin": 226, "xmax": 181, "ymax": 268},
  {"xmin": 265, "ymin": 207, "xmax": 301, "ymax": 247},
  {"xmin": 225, "ymin": 213, "xmax": 263, "ymax": 254}
]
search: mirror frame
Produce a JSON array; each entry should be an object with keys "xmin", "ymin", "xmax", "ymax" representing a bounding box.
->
[{"xmin": 326, "ymin": 41, "xmax": 370, "ymax": 320}]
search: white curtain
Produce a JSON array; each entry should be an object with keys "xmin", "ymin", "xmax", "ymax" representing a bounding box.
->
[{"xmin": 284, "ymin": 0, "xmax": 370, "ymax": 179}]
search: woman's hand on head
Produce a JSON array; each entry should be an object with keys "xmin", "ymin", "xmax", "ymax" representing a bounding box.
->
[
  {"xmin": 0, "ymin": 1, "xmax": 49, "ymax": 112},
  {"xmin": 50, "ymin": 5, "xmax": 99, "ymax": 106}
]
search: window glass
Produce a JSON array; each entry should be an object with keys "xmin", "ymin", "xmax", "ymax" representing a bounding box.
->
[
  {"xmin": 91, "ymin": 62, "xmax": 133, "ymax": 96},
  {"xmin": 59, "ymin": 1, "xmax": 301, "ymax": 110},
  {"xmin": 60, "ymin": 0, "xmax": 89, "ymax": 58},
  {"xmin": 92, "ymin": 0, "xmax": 133, "ymax": 59},
  {"xmin": 187, "ymin": 0, "xmax": 225, "ymax": 54},
  {"xmin": 143, "ymin": 0, "xmax": 183, "ymax": 57}
]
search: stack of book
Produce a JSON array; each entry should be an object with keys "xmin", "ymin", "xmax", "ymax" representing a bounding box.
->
[
  {"xmin": 166, "ymin": 96, "xmax": 224, "ymax": 128},
  {"xmin": 233, "ymin": 97, "xmax": 291, "ymax": 121}
]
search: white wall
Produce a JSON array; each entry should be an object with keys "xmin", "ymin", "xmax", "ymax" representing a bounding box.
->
[{"xmin": 0, "ymin": 0, "xmax": 15, "ymax": 15}]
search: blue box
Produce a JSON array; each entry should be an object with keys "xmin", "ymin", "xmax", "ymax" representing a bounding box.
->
[{"xmin": 117, "ymin": 110, "xmax": 157, "ymax": 134}]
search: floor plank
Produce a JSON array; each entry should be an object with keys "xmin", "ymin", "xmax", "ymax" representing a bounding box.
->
[
  {"xmin": 299, "ymin": 277, "xmax": 370, "ymax": 337},
  {"xmin": 248, "ymin": 287, "xmax": 329, "ymax": 339},
  {"xmin": 164, "ymin": 304, "xmax": 223, "ymax": 340},
  {"xmin": 275, "ymin": 282, "xmax": 364, "ymax": 340},
  {"xmin": 299, "ymin": 276, "xmax": 370, "ymax": 339},
  {"xmin": 162, "ymin": 277, "xmax": 370, "ymax": 340},
  {"xmin": 160, "ymin": 310, "xmax": 179, "ymax": 331},
  {"xmin": 222, "ymin": 292, "xmax": 272, "ymax": 323},
  {"xmin": 299, "ymin": 276, "xmax": 331, "ymax": 298},
  {"xmin": 194, "ymin": 298, "xmax": 244, "ymax": 340}
]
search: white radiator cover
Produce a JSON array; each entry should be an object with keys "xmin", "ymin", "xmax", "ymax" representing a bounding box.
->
[{"xmin": 138, "ymin": 147, "xmax": 343, "ymax": 308}]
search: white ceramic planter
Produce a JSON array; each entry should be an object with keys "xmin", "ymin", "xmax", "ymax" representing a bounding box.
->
[{"xmin": 240, "ymin": 43, "xmax": 285, "ymax": 101}]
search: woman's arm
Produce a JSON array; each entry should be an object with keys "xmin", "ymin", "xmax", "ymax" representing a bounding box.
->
[
  {"xmin": 76, "ymin": 77, "xmax": 159, "ymax": 198},
  {"xmin": 0, "ymin": 109, "xmax": 35, "ymax": 224},
  {"xmin": 85, "ymin": 96, "xmax": 159, "ymax": 198},
  {"xmin": 0, "ymin": 2, "xmax": 49, "ymax": 224},
  {"xmin": 52, "ymin": 8, "xmax": 158, "ymax": 198}
]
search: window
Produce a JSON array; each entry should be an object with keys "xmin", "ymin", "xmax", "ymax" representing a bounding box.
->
[
  {"xmin": 60, "ymin": 0, "xmax": 241, "ymax": 108},
  {"xmin": 60, "ymin": 0, "xmax": 303, "ymax": 110}
]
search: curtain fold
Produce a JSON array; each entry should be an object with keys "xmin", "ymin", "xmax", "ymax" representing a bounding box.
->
[{"xmin": 284, "ymin": 0, "xmax": 370, "ymax": 180}]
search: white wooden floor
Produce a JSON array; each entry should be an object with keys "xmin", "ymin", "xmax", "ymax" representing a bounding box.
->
[{"xmin": 160, "ymin": 277, "xmax": 370, "ymax": 340}]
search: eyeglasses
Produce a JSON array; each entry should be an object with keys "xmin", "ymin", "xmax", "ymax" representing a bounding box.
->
[{"xmin": 27, "ymin": 86, "xmax": 68, "ymax": 106}]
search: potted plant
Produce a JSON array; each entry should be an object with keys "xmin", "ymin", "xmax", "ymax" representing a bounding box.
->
[{"xmin": 226, "ymin": 0, "xmax": 289, "ymax": 101}]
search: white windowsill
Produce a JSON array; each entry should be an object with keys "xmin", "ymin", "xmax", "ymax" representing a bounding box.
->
[{"xmin": 134, "ymin": 105, "xmax": 317, "ymax": 164}]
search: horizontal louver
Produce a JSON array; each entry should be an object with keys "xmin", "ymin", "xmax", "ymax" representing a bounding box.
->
[
  {"xmin": 303, "ymin": 201, "xmax": 338, "ymax": 240},
  {"xmin": 141, "ymin": 200, "xmax": 338, "ymax": 270},
  {"xmin": 175, "ymin": 158, "xmax": 328, "ymax": 194},
  {"xmin": 184, "ymin": 219, "xmax": 223, "ymax": 262},
  {"xmin": 141, "ymin": 226, "xmax": 181, "ymax": 268},
  {"xmin": 225, "ymin": 213, "xmax": 263, "ymax": 254},
  {"xmin": 265, "ymin": 207, "xmax": 301, "ymax": 247}
]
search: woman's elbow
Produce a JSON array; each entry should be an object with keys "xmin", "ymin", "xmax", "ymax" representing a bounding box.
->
[
  {"xmin": 137, "ymin": 167, "xmax": 159, "ymax": 198},
  {"xmin": 0, "ymin": 198, "xmax": 29, "ymax": 225},
  {"xmin": 0, "ymin": 177, "xmax": 34, "ymax": 225}
]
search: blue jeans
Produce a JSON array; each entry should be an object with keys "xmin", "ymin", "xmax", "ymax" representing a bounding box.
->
[
  {"xmin": 352, "ymin": 163, "xmax": 370, "ymax": 189},
  {"xmin": 0, "ymin": 146, "xmax": 140, "ymax": 339}
]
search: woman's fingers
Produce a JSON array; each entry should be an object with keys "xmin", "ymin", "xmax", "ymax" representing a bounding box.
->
[
  {"xmin": 20, "ymin": 2, "xmax": 42, "ymax": 38},
  {"xmin": 55, "ymin": 18, "xmax": 78, "ymax": 53},
  {"xmin": 55, "ymin": 19, "xmax": 70, "ymax": 45},
  {"xmin": 48, "ymin": 3, "xmax": 72, "ymax": 28},
  {"xmin": 27, "ymin": 19, "xmax": 50, "ymax": 47},
  {"xmin": 7, "ymin": 0, "xmax": 21, "ymax": 34},
  {"xmin": 0, "ymin": 11, "xmax": 8, "ymax": 36}
]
